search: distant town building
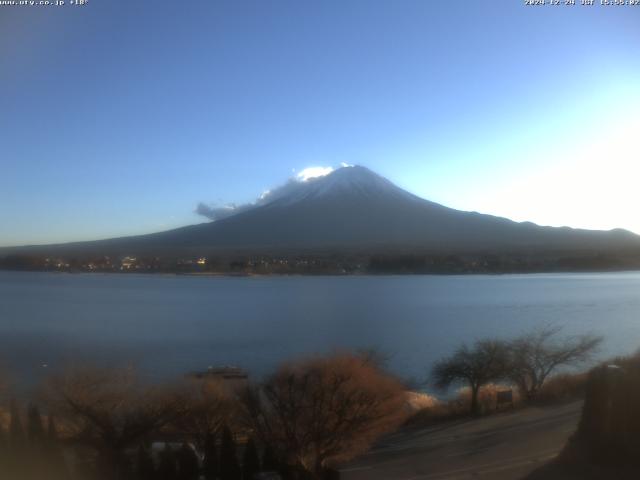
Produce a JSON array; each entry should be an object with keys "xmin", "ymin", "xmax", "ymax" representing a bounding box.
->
[{"xmin": 120, "ymin": 256, "xmax": 137, "ymax": 269}]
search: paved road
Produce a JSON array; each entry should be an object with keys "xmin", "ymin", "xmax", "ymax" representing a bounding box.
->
[{"xmin": 341, "ymin": 401, "xmax": 582, "ymax": 480}]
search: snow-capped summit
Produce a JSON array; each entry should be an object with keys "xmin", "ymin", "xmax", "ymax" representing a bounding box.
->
[{"xmin": 266, "ymin": 165, "xmax": 420, "ymax": 207}]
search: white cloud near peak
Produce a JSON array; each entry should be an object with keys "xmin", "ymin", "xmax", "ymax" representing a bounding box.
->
[
  {"xmin": 196, "ymin": 164, "xmax": 341, "ymax": 221},
  {"xmin": 295, "ymin": 166, "xmax": 334, "ymax": 182}
]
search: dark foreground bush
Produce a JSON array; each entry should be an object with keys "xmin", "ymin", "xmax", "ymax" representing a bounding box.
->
[
  {"xmin": 567, "ymin": 357, "xmax": 640, "ymax": 467},
  {"xmin": 527, "ymin": 354, "xmax": 640, "ymax": 479}
]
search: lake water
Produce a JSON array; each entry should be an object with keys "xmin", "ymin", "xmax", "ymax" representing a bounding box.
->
[{"xmin": 1, "ymin": 270, "xmax": 640, "ymax": 390}]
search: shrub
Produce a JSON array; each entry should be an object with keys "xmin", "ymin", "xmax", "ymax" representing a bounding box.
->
[
  {"xmin": 535, "ymin": 373, "xmax": 588, "ymax": 404},
  {"xmin": 456, "ymin": 383, "xmax": 521, "ymax": 414},
  {"xmin": 242, "ymin": 352, "xmax": 406, "ymax": 477}
]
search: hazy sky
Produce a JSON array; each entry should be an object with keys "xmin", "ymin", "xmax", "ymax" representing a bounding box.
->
[{"xmin": 1, "ymin": 1, "xmax": 639, "ymax": 246}]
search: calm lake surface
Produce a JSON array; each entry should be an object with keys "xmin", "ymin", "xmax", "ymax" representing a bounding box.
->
[{"xmin": 1, "ymin": 270, "xmax": 640, "ymax": 389}]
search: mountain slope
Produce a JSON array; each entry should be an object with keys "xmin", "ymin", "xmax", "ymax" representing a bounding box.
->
[{"xmin": 3, "ymin": 166, "xmax": 640, "ymax": 256}]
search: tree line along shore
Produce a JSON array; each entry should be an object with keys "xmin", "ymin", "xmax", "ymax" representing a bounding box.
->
[{"xmin": 3, "ymin": 250, "xmax": 640, "ymax": 275}]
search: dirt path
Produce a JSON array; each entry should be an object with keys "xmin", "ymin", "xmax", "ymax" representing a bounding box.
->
[{"xmin": 341, "ymin": 401, "xmax": 582, "ymax": 480}]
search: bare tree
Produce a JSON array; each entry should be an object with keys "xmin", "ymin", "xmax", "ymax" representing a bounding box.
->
[
  {"xmin": 356, "ymin": 347, "xmax": 392, "ymax": 370},
  {"xmin": 172, "ymin": 378, "xmax": 237, "ymax": 450},
  {"xmin": 507, "ymin": 326, "xmax": 602, "ymax": 401},
  {"xmin": 431, "ymin": 340, "xmax": 509, "ymax": 415},
  {"xmin": 45, "ymin": 367, "xmax": 186, "ymax": 480},
  {"xmin": 241, "ymin": 353, "xmax": 406, "ymax": 478}
]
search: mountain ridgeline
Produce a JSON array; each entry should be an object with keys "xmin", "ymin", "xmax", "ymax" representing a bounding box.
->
[{"xmin": 3, "ymin": 166, "xmax": 640, "ymax": 273}]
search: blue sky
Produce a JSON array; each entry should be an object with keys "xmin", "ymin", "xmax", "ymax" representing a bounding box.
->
[{"xmin": 1, "ymin": 1, "xmax": 639, "ymax": 246}]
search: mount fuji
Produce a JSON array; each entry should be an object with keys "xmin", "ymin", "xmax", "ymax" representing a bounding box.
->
[{"xmin": 4, "ymin": 165, "xmax": 640, "ymax": 256}]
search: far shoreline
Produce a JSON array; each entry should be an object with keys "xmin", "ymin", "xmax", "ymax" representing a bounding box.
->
[{"xmin": 3, "ymin": 267, "xmax": 640, "ymax": 278}]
